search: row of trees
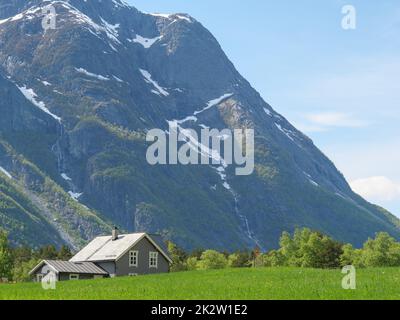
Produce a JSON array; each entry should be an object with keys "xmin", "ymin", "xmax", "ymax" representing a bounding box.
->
[
  {"xmin": 1, "ymin": 228, "xmax": 400, "ymax": 282},
  {"xmin": 0, "ymin": 230, "xmax": 72, "ymax": 282},
  {"xmin": 168, "ymin": 229, "xmax": 400, "ymax": 271}
]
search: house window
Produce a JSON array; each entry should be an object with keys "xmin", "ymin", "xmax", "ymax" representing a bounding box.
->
[
  {"xmin": 37, "ymin": 274, "xmax": 43, "ymax": 282},
  {"xmin": 69, "ymin": 274, "xmax": 79, "ymax": 280},
  {"xmin": 129, "ymin": 250, "xmax": 138, "ymax": 267},
  {"xmin": 149, "ymin": 252, "xmax": 158, "ymax": 268}
]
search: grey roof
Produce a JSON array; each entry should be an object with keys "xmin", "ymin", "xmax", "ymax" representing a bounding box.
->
[
  {"xmin": 70, "ymin": 233, "xmax": 172, "ymax": 263},
  {"xmin": 30, "ymin": 260, "xmax": 108, "ymax": 275}
]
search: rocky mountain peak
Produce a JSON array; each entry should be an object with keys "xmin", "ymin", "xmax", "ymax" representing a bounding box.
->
[{"xmin": 0, "ymin": 0, "xmax": 399, "ymax": 250}]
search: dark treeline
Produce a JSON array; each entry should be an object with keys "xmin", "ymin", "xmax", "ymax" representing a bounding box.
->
[
  {"xmin": 0, "ymin": 230, "xmax": 72, "ymax": 282},
  {"xmin": 1, "ymin": 228, "xmax": 400, "ymax": 282}
]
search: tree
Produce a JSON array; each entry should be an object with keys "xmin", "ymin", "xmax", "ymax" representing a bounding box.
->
[
  {"xmin": 319, "ymin": 236, "xmax": 343, "ymax": 268},
  {"xmin": 279, "ymin": 230, "xmax": 303, "ymax": 266},
  {"xmin": 299, "ymin": 232, "xmax": 342, "ymax": 268},
  {"xmin": 362, "ymin": 232, "xmax": 400, "ymax": 267},
  {"xmin": 58, "ymin": 245, "xmax": 72, "ymax": 260},
  {"xmin": 196, "ymin": 250, "xmax": 228, "ymax": 270},
  {"xmin": 189, "ymin": 248, "xmax": 205, "ymax": 259},
  {"xmin": 186, "ymin": 257, "xmax": 199, "ymax": 271},
  {"xmin": 228, "ymin": 251, "xmax": 251, "ymax": 268},
  {"xmin": 262, "ymin": 250, "xmax": 285, "ymax": 267},
  {"xmin": 340, "ymin": 244, "xmax": 364, "ymax": 267},
  {"xmin": 12, "ymin": 246, "xmax": 33, "ymax": 265},
  {"xmin": 36, "ymin": 245, "xmax": 58, "ymax": 260},
  {"xmin": 0, "ymin": 230, "xmax": 13, "ymax": 280},
  {"xmin": 167, "ymin": 241, "xmax": 187, "ymax": 272},
  {"xmin": 273, "ymin": 228, "xmax": 343, "ymax": 268},
  {"xmin": 12, "ymin": 258, "xmax": 40, "ymax": 282}
]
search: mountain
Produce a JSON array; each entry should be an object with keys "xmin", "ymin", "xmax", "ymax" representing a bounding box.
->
[{"xmin": 0, "ymin": 0, "xmax": 399, "ymax": 251}]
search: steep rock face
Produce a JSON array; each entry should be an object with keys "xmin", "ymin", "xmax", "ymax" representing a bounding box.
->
[{"xmin": 0, "ymin": 0, "xmax": 399, "ymax": 250}]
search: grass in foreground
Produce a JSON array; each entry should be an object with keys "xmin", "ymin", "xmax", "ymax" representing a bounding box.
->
[{"xmin": 0, "ymin": 267, "xmax": 399, "ymax": 300}]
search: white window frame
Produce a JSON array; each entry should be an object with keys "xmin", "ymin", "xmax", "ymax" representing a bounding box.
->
[
  {"xmin": 69, "ymin": 274, "xmax": 79, "ymax": 280},
  {"xmin": 129, "ymin": 250, "xmax": 139, "ymax": 267},
  {"xmin": 37, "ymin": 274, "xmax": 44, "ymax": 282},
  {"xmin": 149, "ymin": 252, "xmax": 158, "ymax": 269}
]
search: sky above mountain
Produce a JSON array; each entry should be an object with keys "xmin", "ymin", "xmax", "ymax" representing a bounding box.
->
[{"xmin": 129, "ymin": 0, "xmax": 400, "ymax": 217}]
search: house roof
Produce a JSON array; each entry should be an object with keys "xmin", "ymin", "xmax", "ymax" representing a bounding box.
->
[
  {"xmin": 69, "ymin": 233, "xmax": 172, "ymax": 263},
  {"xmin": 29, "ymin": 260, "xmax": 108, "ymax": 275}
]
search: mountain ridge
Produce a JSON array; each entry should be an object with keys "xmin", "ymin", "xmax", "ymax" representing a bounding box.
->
[{"xmin": 0, "ymin": 0, "xmax": 399, "ymax": 250}]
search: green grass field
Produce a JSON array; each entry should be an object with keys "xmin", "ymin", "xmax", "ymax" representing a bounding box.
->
[{"xmin": 0, "ymin": 267, "xmax": 399, "ymax": 300}]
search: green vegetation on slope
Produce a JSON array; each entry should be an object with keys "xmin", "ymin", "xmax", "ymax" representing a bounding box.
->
[
  {"xmin": 0, "ymin": 138, "xmax": 112, "ymax": 248},
  {"xmin": 0, "ymin": 175, "xmax": 65, "ymax": 247},
  {"xmin": 0, "ymin": 267, "xmax": 399, "ymax": 300}
]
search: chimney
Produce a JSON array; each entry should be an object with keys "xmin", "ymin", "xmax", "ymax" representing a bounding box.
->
[{"xmin": 112, "ymin": 227, "xmax": 119, "ymax": 241}]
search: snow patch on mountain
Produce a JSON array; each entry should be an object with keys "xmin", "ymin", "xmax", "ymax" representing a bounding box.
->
[
  {"xmin": 149, "ymin": 13, "xmax": 193, "ymax": 23},
  {"xmin": 170, "ymin": 93, "xmax": 234, "ymax": 126},
  {"xmin": 112, "ymin": 75, "xmax": 124, "ymax": 83},
  {"xmin": 214, "ymin": 166, "xmax": 231, "ymax": 190},
  {"xmin": 39, "ymin": 80, "xmax": 52, "ymax": 86},
  {"xmin": 304, "ymin": 172, "xmax": 319, "ymax": 187},
  {"xmin": 0, "ymin": 166, "xmax": 12, "ymax": 179},
  {"xmin": 111, "ymin": 0, "xmax": 131, "ymax": 9},
  {"xmin": 0, "ymin": 6, "xmax": 41, "ymax": 25},
  {"xmin": 263, "ymin": 107, "xmax": 272, "ymax": 117},
  {"xmin": 194, "ymin": 93, "xmax": 234, "ymax": 116},
  {"xmin": 75, "ymin": 67, "xmax": 110, "ymax": 81},
  {"xmin": 61, "ymin": 173, "xmax": 72, "ymax": 181},
  {"xmin": 99, "ymin": 17, "xmax": 120, "ymax": 39},
  {"xmin": 17, "ymin": 85, "xmax": 61, "ymax": 122},
  {"xmin": 68, "ymin": 191, "xmax": 83, "ymax": 201},
  {"xmin": 59, "ymin": 2, "xmax": 121, "ymax": 47},
  {"xmin": 139, "ymin": 69, "xmax": 169, "ymax": 96},
  {"xmin": 165, "ymin": 93, "xmax": 236, "ymax": 191},
  {"xmin": 275, "ymin": 123, "xmax": 295, "ymax": 142},
  {"xmin": 130, "ymin": 34, "xmax": 162, "ymax": 49}
]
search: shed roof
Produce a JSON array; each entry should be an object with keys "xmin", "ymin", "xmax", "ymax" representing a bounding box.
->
[
  {"xmin": 29, "ymin": 260, "xmax": 108, "ymax": 275},
  {"xmin": 69, "ymin": 233, "xmax": 172, "ymax": 263}
]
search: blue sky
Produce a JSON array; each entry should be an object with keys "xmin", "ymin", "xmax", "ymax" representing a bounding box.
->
[{"xmin": 128, "ymin": 0, "xmax": 400, "ymax": 217}]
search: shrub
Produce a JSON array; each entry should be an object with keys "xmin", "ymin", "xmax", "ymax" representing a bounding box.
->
[
  {"xmin": 185, "ymin": 257, "xmax": 199, "ymax": 271},
  {"xmin": 228, "ymin": 252, "xmax": 252, "ymax": 268},
  {"xmin": 196, "ymin": 250, "xmax": 228, "ymax": 270},
  {"xmin": 361, "ymin": 232, "xmax": 400, "ymax": 267}
]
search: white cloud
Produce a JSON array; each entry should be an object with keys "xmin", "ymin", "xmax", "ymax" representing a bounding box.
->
[
  {"xmin": 293, "ymin": 112, "xmax": 368, "ymax": 133},
  {"xmin": 322, "ymin": 142, "xmax": 400, "ymax": 217},
  {"xmin": 304, "ymin": 112, "xmax": 368, "ymax": 129},
  {"xmin": 350, "ymin": 176, "xmax": 400, "ymax": 202}
]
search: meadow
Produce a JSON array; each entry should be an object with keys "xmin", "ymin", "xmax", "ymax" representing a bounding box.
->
[{"xmin": 0, "ymin": 267, "xmax": 399, "ymax": 300}]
